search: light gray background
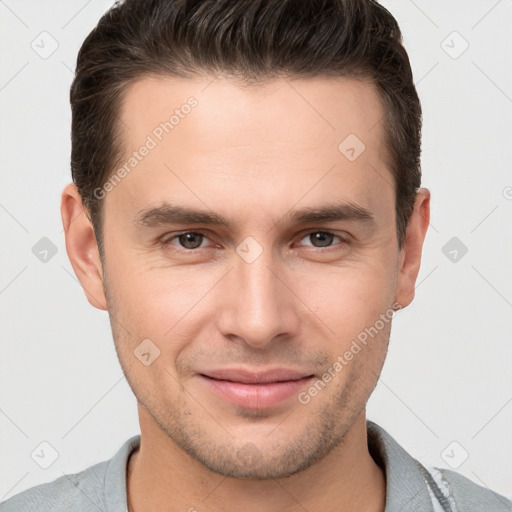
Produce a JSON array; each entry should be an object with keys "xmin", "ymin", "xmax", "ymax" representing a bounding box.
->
[{"xmin": 1, "ymin": 0, "xmax": 511, "ymax": 502}]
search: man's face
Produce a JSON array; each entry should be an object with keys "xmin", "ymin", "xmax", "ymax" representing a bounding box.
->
[{"xmin": 97, "ymin": 75, "xmax": 412, "ymax": 478}]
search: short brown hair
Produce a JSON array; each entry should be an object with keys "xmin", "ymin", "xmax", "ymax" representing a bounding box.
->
[{"xmin": 70, "ymin": 0, "xmax": 421, "ymax": 255}]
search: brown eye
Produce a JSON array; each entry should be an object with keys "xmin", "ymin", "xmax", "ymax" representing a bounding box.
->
[
  {"xmin": 310, "ymin": 232, "xmax": 334, "ymax": 247},
  {"xmin": 176, "ymin": 232, "xmax": 205, "ymax": 249},
  {"xmin": 161, "ymin": 232, "xmax": 208, "ymax": 250},
  {"xmin": 299, "ymin": 232, "xmax": 340, "ymax": 248}
]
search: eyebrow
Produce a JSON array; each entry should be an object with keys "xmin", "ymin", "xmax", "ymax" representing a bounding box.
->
[{"xmin": 134, "ymin": 202, "xmax": 374, "ymax": 230}]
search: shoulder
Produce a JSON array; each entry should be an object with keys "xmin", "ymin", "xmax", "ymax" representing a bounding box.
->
[
  {"xmin": 0, "ymin": 435, "xmax": 139, "ymax": 512},
  {"xmin": 429, "ymin": 466, "xmax": 512, "ymax": 511},
  {"xmin": 0, "ymin": 462, "xmax": 109, "ymax": 512},
  {"xmin": 367, "ymin": 420, "xmax": 511, "ymax": 511}
]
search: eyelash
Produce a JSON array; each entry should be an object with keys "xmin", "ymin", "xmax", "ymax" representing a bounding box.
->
[{"xmin": 158, "ymin": 230, "xmax": 348, "ymax": 252}]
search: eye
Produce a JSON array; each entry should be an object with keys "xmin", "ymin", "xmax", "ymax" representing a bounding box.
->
[
  {"xmin": 297, "ymin": 231, "xmax": 345, "ymax": 248},
  {"xmin": 159, "ymin": 230, "xmax": 347, "ymax": 253},
  {"xmin": 161, "ymin": 231, "xmax": 209, "ymax": 250}
]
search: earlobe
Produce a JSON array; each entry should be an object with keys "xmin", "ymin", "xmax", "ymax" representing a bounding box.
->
[
  {"xmin": 394, "ymin": 188, "xmax": 431, "ymax": 309},
  {"xmin": 60, "ymin": 183, "xmax": 108, "ymax": 311}
]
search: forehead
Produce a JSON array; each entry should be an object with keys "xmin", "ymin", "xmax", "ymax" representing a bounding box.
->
[
  {"xmin": 119, "ymin": 74, "xmax": 388, "ymax": 156},
  {"xmin": 109, "ymin": 74, "xmax": 394, "ymax": 227}
]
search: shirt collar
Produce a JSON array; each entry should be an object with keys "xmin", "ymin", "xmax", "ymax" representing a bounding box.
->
[
  {"xmin": 367, "ymin": 420, "xmax": 435, "ymax": 512},
  {"xmin": 104, "ymin": 434, "xmax": 140, "ymax": 512},
  {"xmin": 104, "ymin": 422, "xmax": 435, "ymax": 512}
]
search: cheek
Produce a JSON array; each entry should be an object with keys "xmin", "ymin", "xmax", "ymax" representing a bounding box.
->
[
  {"xmin": 103, "ymin": 231, "xmax": 398, "ymax": 350},
  {"xmin": 103, "ymin": 256, "xmax": 224, "ymax": 347},
  {"xmin": 291, "ymin": 261, "xmax": 396, "ymax": 333}
]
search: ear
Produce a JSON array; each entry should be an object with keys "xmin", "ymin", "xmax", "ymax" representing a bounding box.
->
[
  {"xmin": 394, "ymin": 188, "xmax": 430, "ymax": 309},
  {"xmin": 60, "ymin": 183, "xmax": 107, "ymax": 310}
]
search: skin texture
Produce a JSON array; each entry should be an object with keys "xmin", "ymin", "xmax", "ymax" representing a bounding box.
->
[{"xmin": 61, "ymin": 75, "xmax": 430, "ymax": 512}]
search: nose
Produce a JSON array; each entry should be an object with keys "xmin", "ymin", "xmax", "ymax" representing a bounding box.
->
[{"xmin": 216, "ymin": 244, "xmax": 300, "ymax": 349}]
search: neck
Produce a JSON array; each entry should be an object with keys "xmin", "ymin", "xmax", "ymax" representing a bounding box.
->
[{"xmin": 127, "ymin": 407, "xmax": 386, "ymax": 512}]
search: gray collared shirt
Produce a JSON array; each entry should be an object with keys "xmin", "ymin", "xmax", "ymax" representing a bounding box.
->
[{"xmin": 1, "ymin": 421, "xmax": 510, "ymax": 511}]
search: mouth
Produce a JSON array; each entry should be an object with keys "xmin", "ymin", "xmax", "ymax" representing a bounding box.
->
[{"xmin": 198, "ymin": 369, "xmax": 315, "ymax": 409}]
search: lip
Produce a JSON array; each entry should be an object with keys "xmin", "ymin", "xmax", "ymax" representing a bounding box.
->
[
  {"xmin": 201, "ymin": 367, "xmax": 313, "ymax": 384},
  {"xmin": 199, "ymin": 368, "xmax": 314, "ymax": 409}
]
